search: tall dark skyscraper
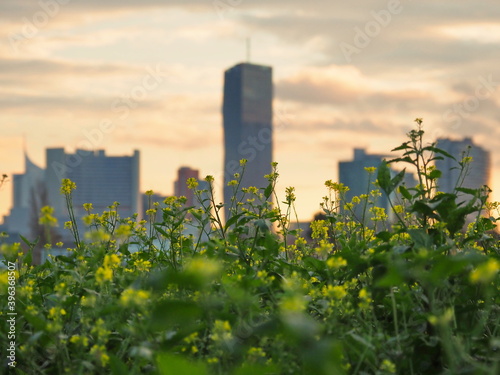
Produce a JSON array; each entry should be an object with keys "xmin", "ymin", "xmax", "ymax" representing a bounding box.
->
[{"xmin": 222, "ymin": 62, "xmax": 273, "ymax": 220}]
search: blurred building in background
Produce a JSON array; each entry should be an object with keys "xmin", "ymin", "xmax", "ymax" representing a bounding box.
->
[
  {"xmin": 174, "ymin": 166, "xmax": 199, "ymax": 208},
  {"xmin": 3, "ymin": 148, "xmax": 141, "ymax": 248},
  {"xmin": 435, "ymin": 138, "xmax": 490, "ymax": 195},
  {"xmin": 2, "ymin": 152, "xmax": 44, "ymax": 239},
  {"xmin": 339, "ymin": 148, "xmax": 416, "ymax": 224},
  {"xmin": 47, "ymin": 148, "xmax": 141, "ymax": 222}
]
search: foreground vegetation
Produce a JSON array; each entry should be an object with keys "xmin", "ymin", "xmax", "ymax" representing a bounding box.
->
[{"xmin": 1, "ymin": 121, "xmax": 499, "ymax": 374}]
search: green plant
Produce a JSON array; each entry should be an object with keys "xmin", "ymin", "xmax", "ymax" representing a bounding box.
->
[{"xmin": 0, "ymin": 119, "xmax": 498, "ymax": 375}]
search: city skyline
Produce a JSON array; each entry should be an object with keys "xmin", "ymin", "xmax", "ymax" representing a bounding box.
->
[{"xmin": 1, "ymin": 1, "xmax": 500, "ymax": 222}]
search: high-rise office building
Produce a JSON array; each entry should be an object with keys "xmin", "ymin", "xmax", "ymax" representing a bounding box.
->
[
  {"xmin": 4, "ymin": 152, "xmax": 44, "ymax": 237},
  {"xmin": 435, "ymin": 138, "xmax": 490, "ymax": 195},
  {"xmin": 174, "ymin": 167, "xmax": 199, "ymax": 208},
  {"xmin": 46, "ymin": 148, "xmax": 141, "ymax": 222},
  {"xmin": 338, "ymin": 148, "xmax": 416, "ymax": 224},
  {"xmin": 339, "ymin": 149, "xmax": 389, "ymax": 216},
  {"xmin": 222, "ymin": 62, "xmax": 273, "ymax": 220}
]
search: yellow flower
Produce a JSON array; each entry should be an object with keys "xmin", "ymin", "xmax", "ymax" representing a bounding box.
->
[
  {"xmin": 327, "ymin": 256, "xmax": 347, "ymax": 269},
  {"xmin": 120, "ymin": 288, "xmax": 151, "ymax": 307},
  {"xmin": 90, "ymin": 344, "xmax": 109, "ymax": 367},
  {"xmin": 81, "ymin": 295, "xmax": 96, "ymax": 308},
  {"xmin": 1, "ymin": 243, "xmax": 21, "ymax": 259},
  {"xmin": 60, "ymin": 178, "xmax": 76, "ymax": 195},
  {"xmin": 380, "ymin": 359, "xmax": 396, "ymax": 373},
  {"xmin": 358, "ymin": 288, "xmax": 373, "ymax": 310},
  {"xmin": 280, "ymin": 294, "xmax": 307, "ymax": 313},
  {"xmin": 470, "ymin": 259, "xmax": 499, "ymax": 284},
  {"xmin": 84, "ymin": 229, "xmax": 111, "ymax": 242},
  {"xmin": 54, "ymin": 282, "xmax": 67, "ymax": 296},
  {"xmin": 310, "ymin": 220, "xmax": 328, "ymax": 240},
  {"xmin": 103, "ymin": 254, "xmax": 121, "ymax": 269},
  {"xmin": 393, "ymin": 205, "xmax": 405, "ymax": 214},
  {"xmin": 315, "ymin": 240, "xmax": 333, "ymax": 257},
  {"xmin": 247, "ymin": 347, "xmax": 266, "ymax": 361},
  {"xmin": 69, "ymin": 335, "xmax": 89, "ymax": 347},
  {"xmin": 91, "ymin": 318, "xmax": 111, "ymax": 341},
  {"xmin": 115, "ymin": 224, "xmax": 132, "ymax": 238},
  {"xmin": 145, "ymin": 190, "xmax": 154, "ymax": 196},
  {"xmin": 133, "ymin": 259, "xmax": 151, "ymax": 272},
  {"xmin": 48, "ymin": 307, "xmax": 66, "ymax": 320},
  {"xmin": 211, "ymin": 320, "xmax": 232, "ymax": 342},
  {"xmin": 39, "ymin": 206, "xmax": 58, "ymax": 227},
  {"xmin": 324, "ymin": 180, "xmax": 349, "ymax": 193},
  {"xmin": 323, "ymin": 285, "xmax": 347, "ymax": 299},
  {"xmin": 185, "ymin": 258, "xmax": 221, "ymax": 281},
  {"xmin": 462, "ymin": 156, "xmax": 473, "ymax": 164},
  {"xmin": 83, "ymin": 203, "xmax": 93, "ymax": 211},
  {"xmin": 95, "ymin": 267, "xmax": 113, "ymax": 284},
  {"xmin": 186, "ymin": 177, "xmax": 199, "ymax": 189}
]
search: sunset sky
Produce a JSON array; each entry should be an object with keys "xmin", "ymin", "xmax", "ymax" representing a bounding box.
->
[{"xmin": 1, "ymin": 0, "xmax": 499, "ymax": 222}]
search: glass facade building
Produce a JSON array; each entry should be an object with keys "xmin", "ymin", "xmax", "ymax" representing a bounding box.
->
[{"xmin": 222, "ymin": 62, "xmax": 273, "ymax": 220}]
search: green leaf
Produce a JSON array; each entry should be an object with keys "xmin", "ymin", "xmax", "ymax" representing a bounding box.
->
[
  {"xmin": 150, "ymin": 300, "xmax": 202, "ymax": 331},
  {"xmin": 264, "ymin": 182, "xmax": 274, "ymax": 199},
  {"xmin": 408, "ymin": 228, "xmax": 433, "ymax": 250},
  {"xmin": 153, "ymin": 224, "xmax": 169, "ymax": 238},
  {"xmin": 456, "ymin": 187, "xmax": 479, "ymax": 196},
  {"xmin": 375, "ymin": 231, "xmax": 392, "ymax": 242},
  {"xmin": 224, "ymin": 212, "xmax": 244, "ymax": 231},
  {"xmin": 234, "ymin": 364, "xmax": 280, "ymax": 375},
  {"xmin": 156, "ymin": 353, "xmax": 208, "ymax": 375},
  {"xmin": 254, "ymin": 219, "xmax": 270, "ymax": 233},
  {"xmin": 390, "ymin": 169, "xmax": 406, "ymax": 192},
  {"xmin": 109, "ymin": 354, "xmax": 129, "ymax": 375},
  {"xmin": 377, "ymin": 161, "xmax": 405, "ymax": 196},
  {"xmin": 20, "ymin": 234, "xmax": 36, "ymax": 248},
  {"xmin": 377, "ymin": 160, "xmax": 392, "ymax": 195},
  {"xmin": 391, "ymin": 142, "xmax": 411, "ymax": 152},
  {"xmin": 428, "ymin": 169, "xmax": 442, "ymax": 180},
  {"xmin": 399, "ymin": 185, "xmax": 412, "ymax": 200},
  {"xmin": 424, "ymin": 145, "xmax": 456, "ymax": 160},
  {"xmin": 374, "ymin": 266, "xmax": 405, "ymax": 287}
]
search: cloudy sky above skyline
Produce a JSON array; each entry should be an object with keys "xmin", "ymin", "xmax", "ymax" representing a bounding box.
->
[{"xmin": 1, "ymin": 0, "xmax": 499, "ymax": 221}]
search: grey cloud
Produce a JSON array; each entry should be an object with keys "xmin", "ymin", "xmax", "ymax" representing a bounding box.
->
[
  {"xmin": 0, "ymin": 93, "xmax": 164, "ymax": 115},
  {"xmin": 0, "ymin": 58, "xmax": 137, "ymax": 77}
]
